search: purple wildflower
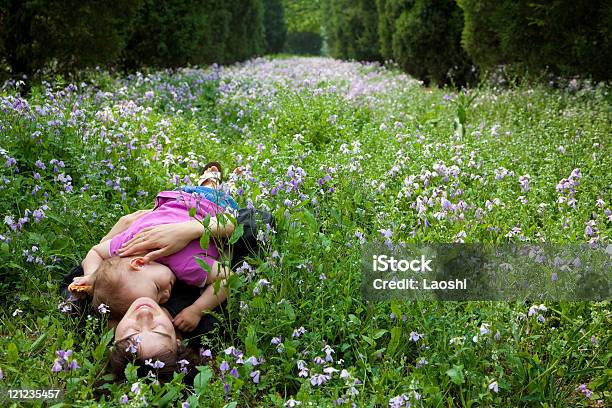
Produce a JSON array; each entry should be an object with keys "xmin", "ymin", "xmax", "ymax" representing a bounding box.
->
[
  {"xmin": 97, "ymin": 303, "xmax": 110, "ymax": 314},
  {"xmin": 488, "ymin": 381, "xmax": 499, "ymax": 393},
  {"xmin": 292, "ymin": 326, "xmax": 306, "ymax": 338},
  {"xmin": 416, "ymin": 357, "xmax": 428, "ymax": 368},
  {"xmin": 409, "ymin": 331, "xmax": 424, "ymax": 342},
  {"xmin": 67, "ymin": 359, "xmax": 79, "ymax": 371},
  {"xmin": 51, "ymin": 360, "xmax": 63, "ymax": 373},
  {"xmin": 130, "ymin": 382, "xmax": 141, "ymax": 394}
]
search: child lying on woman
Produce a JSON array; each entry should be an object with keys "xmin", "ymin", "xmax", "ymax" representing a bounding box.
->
[{"xmin": 70, "ymin": 165, "xmax": 236, "ymax": 332}]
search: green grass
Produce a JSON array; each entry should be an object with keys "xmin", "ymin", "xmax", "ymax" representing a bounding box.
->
[{"xmin": 0, "ymin": 57, "xmax": 610, "ymax": 406}]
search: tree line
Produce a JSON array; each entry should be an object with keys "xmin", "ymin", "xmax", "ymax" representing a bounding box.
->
[
  {"xmin": 0, "ymin": 0, "xmax": 288, "ymax": 81},
  {"xmin": 323, "ymin": 0, "xmax": 612, "ymax": 85}
]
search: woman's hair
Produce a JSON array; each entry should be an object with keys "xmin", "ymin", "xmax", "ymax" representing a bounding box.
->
[
  {"xmin": 109, "ymin": 339, "xmax": 200, "ymax": 384},
  {"xmin": 91, "ymin": 257, "xmax": 134, "ymax": 319}
]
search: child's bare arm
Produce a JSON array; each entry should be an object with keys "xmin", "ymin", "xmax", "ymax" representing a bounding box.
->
[
  {"xmin": 209, "ymin": 214, "xmax": 235, "ymax": 238},
  {"xmin": 173, "ymin": 262, "xmax": 232, "ymax": 332},
  {"xmin": 82, "ymin": 240, "xmax": 111, "ymax": 275}
]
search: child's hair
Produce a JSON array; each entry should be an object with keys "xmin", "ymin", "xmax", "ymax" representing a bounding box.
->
[
  {"xmin": 91, "ymin": 256, "xmax": 134, "ymax": 319},
  {"xmin": 109, "ymin": 339, "xmax": 199, "ymax": 384}
]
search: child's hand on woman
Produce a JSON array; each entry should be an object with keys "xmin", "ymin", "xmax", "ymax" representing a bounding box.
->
[{"xmin": 173, "ymin": 305, "xmax": 201, "ymax": 332}]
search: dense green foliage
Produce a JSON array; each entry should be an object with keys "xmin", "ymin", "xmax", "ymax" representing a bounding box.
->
[
  {"xmin": 376, "ymin": 0, "xmax": 472, "ymax": 85},
  {"xmin": 123, "ymin": 0, "xmax": 264, "ymax": 68},
  {"xmin": 457, "ymin": 0, "xmax": 612, "ymax": 81},
  {"xmin": 285, "ymin": 31, "xmax": 323, "ymax": 55},
  {"xmin": 322, "ymin": 0, "xmax": 381, "ymax": 61},
  {"xmin": 1, "ymin": 0, "xmax": 141, "ymax": 79},
  {"xmin": 321, "ymin": 0, "xmax": 471, "ymax": 85},
  {"xmin": 0, "ymin": 0, "xmax": 265, "ymax": 79},
  {"xmin": 264, "ymin": 0, "xmax": 288, "ymax": 54},
  {"xmin": 319, "ymin": 0, "xmax": 611, "ymax": 83},
  {"xmin": 282, "ymin": 0, "xmax": 323, "ymax": 55},
  {"xmin": 282, "ymin": 0, "xmax": 321, "ymax": 33},
  {"xmin": 0, "ymin": 57, "xmax": 610, "ymax": 406}
]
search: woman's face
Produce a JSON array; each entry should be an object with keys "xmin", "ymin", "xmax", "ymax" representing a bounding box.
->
[{"xmin": 115, "ymin": 297, "xmax": 178, "ymax": 359}]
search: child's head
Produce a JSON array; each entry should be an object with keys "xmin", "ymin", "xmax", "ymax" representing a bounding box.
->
[{"xmin": 91, "ymin": 256, "xmax": 176, "ymax": 318}]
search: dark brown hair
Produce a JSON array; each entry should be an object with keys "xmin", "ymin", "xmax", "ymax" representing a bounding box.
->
[{"xmin": 109, "ymin": 339, "xmax": 200, "ymax": 384}]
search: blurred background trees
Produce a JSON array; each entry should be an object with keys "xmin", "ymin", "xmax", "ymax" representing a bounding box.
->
[
  {"xmin": 282, "ymin": 0, "xmax": 322, "ymax": 54},
  {"xmin": 0, "ymin": 0, "xmax": 610, "ymax": 85}
]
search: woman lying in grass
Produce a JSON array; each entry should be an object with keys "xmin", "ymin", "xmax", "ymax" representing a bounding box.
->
[
  {"xmin": 72, "ymin": 195, "xmax": 232, "ymax": 332},
  {"xmin": 70, "ymin": 163, "xmax": 238, "ymax": 332}
]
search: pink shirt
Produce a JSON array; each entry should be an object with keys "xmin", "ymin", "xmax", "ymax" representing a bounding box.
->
[{"xmin": 109, "ymin": 191, "xmax": 222, "ymax": 287}]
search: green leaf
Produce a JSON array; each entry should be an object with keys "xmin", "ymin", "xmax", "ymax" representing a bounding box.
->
[
  {"xmin": 390, "ymin": 301, "xmax": 402, "ymax": 318},
  {"xmin": 28, "ymin": 332, "xmax": 48, "ymax": 353},
  {"xmin": 223, "ymin": 402, "xmax": 238, "ymax": 408},
  {"xmin": 284, "ymin": 302, "xmax": 296, "ymax": 322},
  {"xmin": 224, "ymin": 212, "xmax": 237, "ymax": 226},
  {"xmin": 156, "ymin": 388, "xmax": 178, "ymax": 407},
  {"xmin": 228, "ymin": 223, "xmax": 244, "ymax": 245},
  {"xmin": 200, "ymin": 230, "xmax": 211, "ymax": 250},
  {"xmin": 202, "ymin": 214, "xmax": 211, "ymax": 227},
  {"xmin": 100, "ymin": 329, "xmax": 114, "ymax": 346},
  {"xmin": 245, "ymin": 325, "xmax": 259, "ymax": 356},
  {"xmin": 193, "ymin": 366, "xmax": 213, "ymax": 394},
  {"xmin": 195, "ymin": 257, "xmax": 212, "ymax": 274},
  {"xmin": 361, "ymin": 335, "xmax": 374, "ymax": 347},
  {"xmin": 373, "ymin": 329, "xmax": 388, "ymax": 340},
  {"xmin": 387, "ymin": 327, "xmax": 401, "ymax": 355},
  {"xmin": 188, "ymin": 207, "xmax": 197, "ymax": 218},
  {"xmin": 7, "ymin": 343, "xmax": 18, "ymax": 363},
  {"xmin": 446, "ymin": 365, "xmax": 465, "ymax": 385},
  {"xmin": 125, "ymin": 363, "xmax": 138, "ymax": 382}
]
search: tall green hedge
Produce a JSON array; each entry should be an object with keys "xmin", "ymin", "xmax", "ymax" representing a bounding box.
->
[
  {"xmin": 376, "ymin": 0, "xmax": 472, "ymax": 85},
  {"xmin": 1, "ymin": 0, "xmax": 265, "ymax": 80},
  {"xmin": 322, "ymin": 0, "xmax": 381, "ymax": 61},
  {"xmin": 457, "ymin": 0, "xmax": 612, "ymax": 81},
  {"xmin": 264, "ymin": 0, "xmax": 287, "ymax": 53},
  {"xmin": 1, "ymin": 0, "xmax": 141, "ymax": 79},
  {"xmin": 123, "ymin": 0, "xmax": 264, "ymax": 68}
]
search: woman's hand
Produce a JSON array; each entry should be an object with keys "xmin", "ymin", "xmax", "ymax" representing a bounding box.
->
[
  {"xmin": 117, "ymin": 220, "xmax": 203, "ymax": 263},
  {"xmin": 173, "ymin": 305, "xmax": 202, "ymax": 333},
  {"xmin": 99, "ymin": 209, "xmax": 152, "ymax": 243}
]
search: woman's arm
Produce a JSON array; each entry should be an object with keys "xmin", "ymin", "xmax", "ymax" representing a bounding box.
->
[{"xmin": 117, "ymin": 215, "xmax": 235, "ymax": 262}]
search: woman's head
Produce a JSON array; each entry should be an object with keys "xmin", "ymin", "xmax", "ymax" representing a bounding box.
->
[
  {"xmin": 199, "ymin": 161, "xmax": 223, "ymax": 186},
  {"xmin": 109, "ymin": 297, "xmax": 196, "ymax": 382},
  {"xmin": 90, "ymin": 257, "xmax": 175, "ymax": 319},
  {"xmin": 114, "ymin": 297, "xmax": 178, "ymax": 357}
]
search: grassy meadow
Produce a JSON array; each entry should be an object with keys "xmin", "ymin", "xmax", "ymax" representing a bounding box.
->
[{"xmin": 0, "ymin": 57, "xmax": 610, "ymax": 406}]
